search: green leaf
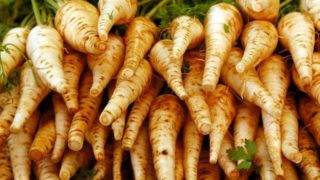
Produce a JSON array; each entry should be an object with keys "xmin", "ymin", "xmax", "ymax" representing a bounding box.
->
[
  {"xmin": 107, "ymin": 10, "xmax": 114, "ymax": 20},
  {"xmin": 227, "ymin": 139, "xmax": 257, "ymax": 170},
  {"xmin": 1, "ymin": 76, "xmax": 8, "ymax": 86},
  {"xmin": 153, "ymin": 0, "xmax": 219, "ymax": 29},
  {"xmin": 0, "ymin": 23, "xmax": 11, "ymax": 42},
  {"xmin": 236, "ymin": 161, "xmax": 252, "ymax": 170},
  {"xmin": 227, "ymin": 146, "xmax": 250, "ymax": 161},
  {"xmin": 223, "ymin": 24, "xmax": 230, "ymax": 33},
  {"xmin": 276, "ymin": 0, "xmax": 299, "ymax": 24},
  {"xmin": 0, "ymin": 68, "xmax": 20, "ymax": 93},
  {"xmin": 245, "ymin": 139, "xmax": 256, "ymax": 158},
  {"xmin": 1, "ymin": 45, "xmax": 10, "ymax": 54}
]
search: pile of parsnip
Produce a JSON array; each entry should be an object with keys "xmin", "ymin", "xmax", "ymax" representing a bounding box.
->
[{"xmin": 1, "ymin": 0, "xmax": 320, "ymax": 179}]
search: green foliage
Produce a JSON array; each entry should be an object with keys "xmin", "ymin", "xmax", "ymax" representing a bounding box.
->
[
  {"xmin": 0, "ymin": 0, "xmax": 32, "ymax": 42},
  {"xmin": 153, "ymin": 1, "xmax": 217, "ymax": 28},
  {"xmin": 0, "ymin": 0, "xmax": 32, "ymax": 26},
  {"xmin": 0, "ymin": 23, "xmax": 11, "ymax": 43},
  {"xmin": 1, "ymin": 68, "xmax": 20, "ymax": 92},
  {"xmin": 150, "ymin": 0, "xmax": 237, "ymax": 29},
  {"xmin": 227, "ymin": 139, "xmax": 257, "ymax": 170},
  {"xmin": 107, "ymin": 10, "xmax": 114, "ymax": 20},
  {"xmin": 223, "ymin": 24, "xmax": 230, "ymax": 33},
  {"xmin": 277, "ymin": 0, "xmax": 300, "ymax": 23}
]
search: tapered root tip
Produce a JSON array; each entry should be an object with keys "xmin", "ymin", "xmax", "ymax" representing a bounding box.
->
[
  {"xmin": 95, "ymin": 151, "xmax": 105, "ymax": 161},
  {"xmin": 29, "ymin": 149, "xmax": 44, "ymax": 161},
  {"xmin": 171, "ymin": 84, "xmax": 188, "ymax": 100},
  {"xmin": 199, "ymin": 123, "xmax": 211, "ymax": 135},
  {"xmin": 209, "ymin": 155, "xmax": 218, "ymax": 164},
  {"xmin": 98, "ymin": 42, "xmax": 107, "ymax": 51},
  {"xmin": 178, "ymin": 92, "xmax": 188, "ymax": 100},
  {"xmin": 10, "ymin": 113, "xmax": 27, "ymax": 133},
  {"xmin": 99, "ymin": 112, "xmax": 113, "ymax": 126},
  {"xmin": 66, "ymin": 101, "xmax": 79, "ymax": 113},
  {"xmin": 292, "ymin": 152, "xmax": 303, "ymax": 164},
  {"xmin": 68, "ymin": 136, "xmax": 84, "ymax": 151},
  {"xmin": 120, "ymin": 68, "xmax": 134, "ymax": 80},
  {"xmin": 235, "ymin": 64, "xmax": 245, "ymax": 73},
  {"xmin": 51, "ymin": 156, "xmax": 60, "ymax": 164},
  {"xmin": 229, "ymin": 170, "xmax": 240, "ymax": 180},
  {"xmin": 122, "ymin": 141, "xmax": 133, "ymax": 151},
  {"xmin": 10, "ymin": 124, "xmax": 22, "ymax": 134},
  {"xmin": 67, "ymin": 106, "xmax": 78, "ymax": 114},
  {"xmin": 274, "ymin": 163, "xmax": 284, "ymax": 176},
  {"xmin": 62, "ymin": 94, "xmax": 78, "ymax": 113},
  {"xmin": 114, "ymin": 133, "xmax": 122, "ymax": 141},
  {"xmin": 99, "ymin": 33, "xmax": 108, "ymax": 42},
  {"xmin": 57, "ymin": 84, "xmax": 68, "ymax": 94},
  {"xmin": 90, "ymin": 88, "xmax": 101, "ymax": 97},
  {"xmin": 202, "ymin": 82, "xmax": 216, "ymax": 92},
  {"xmin": 60, "ymin": 171, "xmax": 71, "ymax": 180},
  {"xmin": 301, "ymin": 76, "xmax": 312, "ymax": 85}
]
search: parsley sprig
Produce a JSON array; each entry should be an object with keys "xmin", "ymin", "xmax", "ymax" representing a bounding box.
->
[{"xmin": 227, "ymin": 139, "xmax": 257, "ymax": 170}]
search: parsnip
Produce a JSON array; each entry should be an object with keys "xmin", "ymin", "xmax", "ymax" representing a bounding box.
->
[
  {"xmin": 183, "ymin": 113, "xmax": 202, "ymax": 180},
  {"xmin": 207, "ymin": 84, "xmax": 237, "ymax": 164},
  {"xmin": 236, "ymin": 0, "xmax": 280, "ymax": 21},
  {"xmin": 55, "ymin": 0, "xmax": 107, "ymax": 54},
  {"xmin": 221, "ymin": 48, "xmax": 282, "ymax": 119},
  {"xmin": 203, "ymin": 2, "xmax": 243, "ymax": 91},
  {"xmin": 149, "ymin": 95, "xmax": 185, "ymax": 180},
  {"xmin": 122, "ymin": 77, "xmax": 163, "ymax": 150},
  {"xmin": 298, "ymin": 129, "xmax": 320, "ymax": 180},
  {"xmin": 68, "ymin": 71, "xmax": 103, "ymax": 151},
  {"xmin": 120, "ymin": 16, "xmax": 159, "ymax": 79},
  {"xmin": 278, "ymin": 12, "xmax": 315, "ymax": 84},
  {"xmin": 8, "ymin": 110, "xmax": 39, "ymax": 180},
  {"xmin": 281, "ymin": 94, "xmax": 301, "ymax": 163},
  {"xmin": 99, "ymin": 59, "xmax": 152, "ymax": 126},
  {"xmin": 149, "ymin": 40, "xmax": 187, "ymax": 100},
  {"xmin": 87, "ymin": 34, "xmax": 125, "ymax": 97},
  {"xmin": 183, "ymin": 52, "xmax": 211, "ymax": 135}
]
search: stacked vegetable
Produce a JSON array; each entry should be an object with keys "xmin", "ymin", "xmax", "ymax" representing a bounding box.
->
[{"xmin": 1, "ymin": 0, "xmax": 320, "ymax": 179}]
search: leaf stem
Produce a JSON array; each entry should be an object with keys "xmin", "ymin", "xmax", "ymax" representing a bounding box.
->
[
  {"xmin": 57, "ymin": 0, "xmax": 66, "ymax": 7},
  {"xmin": 40, "ymin": 6, "xmax": 48, "ymax": 25},
  {"xmin": 145, "ymin": 0, "xmax": 171, "ymax": 18},
  {"xmin": 46, "ymin": 0, "xmax": 59, "ymax": 12},
  {"xmin": 25, "ymin": 17, "xmax": 36, "ymax": 30},
  {"xmin": 280, "ymin": 0, "xmax": 292, "ymax": 8},
  {"xmin": 31, "ymin": 0, "xmax": 43, "ymax": 25},
  {"xmin": 47, "ymin": 9, "xmax": 54, "ymax": 27},
  {"xmin": 138, "ymin": 0, "xmax": 153, "ymax": 6},
  {"xmin": 3, "ymin": 43, "xmax": 30, "ymax": 63},
  {"xmin": 20, "ymin": 12, "xmax": 33, "ymax": 27}
]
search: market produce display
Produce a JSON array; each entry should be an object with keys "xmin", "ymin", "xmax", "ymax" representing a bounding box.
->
[{"xmin": 0, "ymin": 0, "xmax": 320, "ymax": 179}]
